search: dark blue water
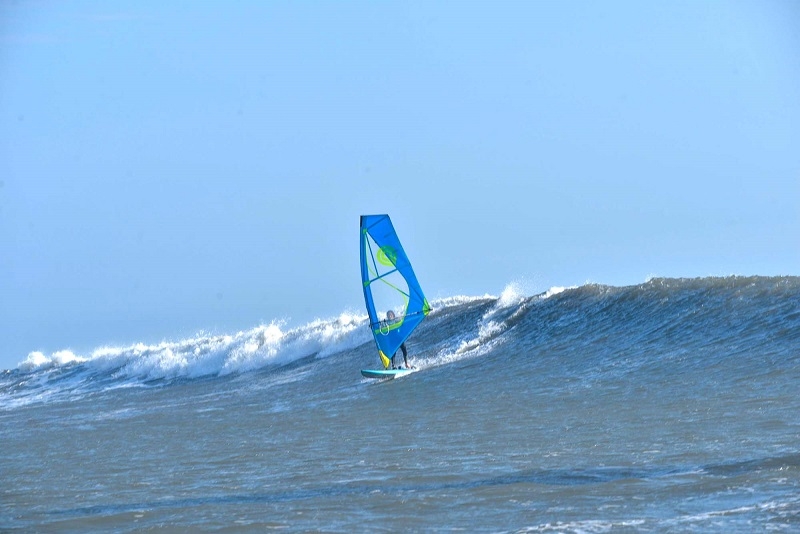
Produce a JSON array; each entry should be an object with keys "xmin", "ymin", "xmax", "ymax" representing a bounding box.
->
[{"xmin": 2, "ymin": 276, "xmax": 799, "ymax": 531}]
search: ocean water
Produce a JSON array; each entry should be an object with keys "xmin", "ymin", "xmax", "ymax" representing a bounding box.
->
[{"xmin": 2, "ymin": 276, "xmax": 799, "ymax": 532}]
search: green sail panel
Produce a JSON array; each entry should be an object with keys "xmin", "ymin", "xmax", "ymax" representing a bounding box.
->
[{"xmin": 360, "ymin": 215, "xmax": 430, "ymax": 368}]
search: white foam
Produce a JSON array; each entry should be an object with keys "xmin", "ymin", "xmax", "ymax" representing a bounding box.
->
[
  {"xmin": 429, "ymin": 294, "xmax": 495, "ymax": 310},
  {"xmin": 519, "ymin": 519, "xmax": 646, "ymax": 532},
  {"xmin": 13, "ymin": 313, "xmax": 373, "ymax": 381},
  {"xmin": 10, "ymin": 286, "xmax": 533, "ymax": 382},
  {"xmin": 420, "ymin": 301, "xmax": 517, "ymax": 370},
  {"xmin": 19, "ymin": 350, "xmax": 86, "ymax": 370},
  {"xmin": 542, "ymin": 285, "xmax": 571, "ymax": 299}
]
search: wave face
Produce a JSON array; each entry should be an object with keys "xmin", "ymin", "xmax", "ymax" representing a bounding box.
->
[
  {"xmin": 7, "ymin": 276, "xmax": 796, "ymax": 394},
  {"xmin": 2, "ymin": 276, "xmax": 799, "ymax": 531}
]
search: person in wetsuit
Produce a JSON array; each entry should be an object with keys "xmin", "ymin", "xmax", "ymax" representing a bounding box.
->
[{"xmin": 385, "ymin": 310, "xmax": 411, "ymax": 369}]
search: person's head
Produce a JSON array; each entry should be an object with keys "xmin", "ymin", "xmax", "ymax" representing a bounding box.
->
[{"xmin": 386, "ymin": 310, "xmax": 396, "ymax": 320}]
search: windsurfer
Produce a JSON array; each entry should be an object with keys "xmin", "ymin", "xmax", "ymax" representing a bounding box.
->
[{"xmin": 385, "ymin": 310, "xmax": 412, "ymax": 369}]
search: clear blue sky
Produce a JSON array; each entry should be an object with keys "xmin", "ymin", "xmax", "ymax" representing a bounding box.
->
[{"xmin": 1, "ymin": 1, "xmax": 798, "ymax": 370}]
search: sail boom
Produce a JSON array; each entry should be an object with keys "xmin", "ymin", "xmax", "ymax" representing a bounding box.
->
[{"xmin": 363, "ymin": 267, "xmax": 402, "ymax": 287}]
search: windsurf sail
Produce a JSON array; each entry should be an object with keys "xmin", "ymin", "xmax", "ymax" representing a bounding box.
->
[{"xmin": 360, "ymin": 214, "xmax": 431, "ymax": 369}]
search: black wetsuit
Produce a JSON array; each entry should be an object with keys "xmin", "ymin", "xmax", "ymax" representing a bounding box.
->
[
  {"xmin": 392, "ymin": 342, "xmax": 408, "ymax": 369},
  {"xmin": 382, "ymin": 314, "xmax": 410, "ymax": 368}
]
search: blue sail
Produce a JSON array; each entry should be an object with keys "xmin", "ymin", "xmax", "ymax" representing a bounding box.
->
[{"xmin": 360, "ymin": 215, "xmax": 431, "ymax": 368}]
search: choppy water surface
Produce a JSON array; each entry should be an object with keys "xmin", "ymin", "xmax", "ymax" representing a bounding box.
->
[{"xmin": 3, "ymin": 276, "xmax": 799, "ymax": 531}]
